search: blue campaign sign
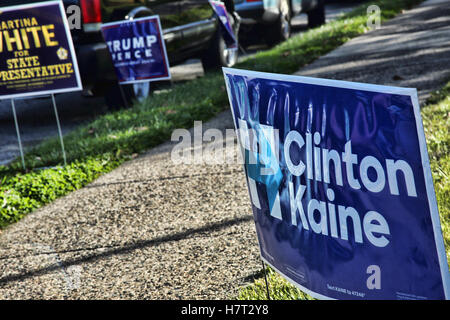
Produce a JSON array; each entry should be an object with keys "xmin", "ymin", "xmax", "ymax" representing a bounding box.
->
[
  {"xmin": 223, "ymin": 68, "xmax": 450, "ymax": 300},
  {"xmin": 209, "ymin": 1, "xmax": 238, "ymax": 49},
  {"xmin": 101, "ymin": 16, "xmax": 171, "ymax": 84},
  {"xmin": 0, "ymin": 0, "xmax": 82, "ymax": 99}
]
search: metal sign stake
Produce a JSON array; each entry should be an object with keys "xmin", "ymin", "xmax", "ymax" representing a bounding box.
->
[
  {"xmin": 261, "ymin": 260, "xmax": 271, "ymax": 300},
  {"xmin": 10, "ymin": 99, "xmax": 26, "ymax": 170},
  {"xmin": 51, "ymin": 94, "xmax": 67, "ymax": 166},
  {"xmin": 118, "ymin": 84, "xmax": 130, "ymax": 109}
]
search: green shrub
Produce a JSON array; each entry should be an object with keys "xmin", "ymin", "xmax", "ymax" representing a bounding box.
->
[{"xmin": 0, "ymin": 155, "xmax": 121, "ymax": 228}]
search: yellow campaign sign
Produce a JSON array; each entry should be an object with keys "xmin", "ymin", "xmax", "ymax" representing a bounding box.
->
[{"xmin": 0, "ymin": 1, "xmax": 82, "ymax": 99}]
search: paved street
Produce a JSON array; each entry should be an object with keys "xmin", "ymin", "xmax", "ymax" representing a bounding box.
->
[{"xmin": 0, "ymin": 0, "xmax": 448, "ymax": 299}]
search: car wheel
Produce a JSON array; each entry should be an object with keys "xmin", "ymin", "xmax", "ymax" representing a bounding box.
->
[
  {"xmin": 265, "ymin": 0, "xmax": 291, "ymax": 46},
  {"xmin": 308, "ymin": 0, "xmax": 325, "ymax": 28},
  {"xmin": 201, "ymin": 14, "xmax": 239, "ymax": 71}
]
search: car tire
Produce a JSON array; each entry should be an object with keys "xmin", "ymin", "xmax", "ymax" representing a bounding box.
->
[
  {"xmin": 201, "ymin": 14, "xmax": 239, "ymax": 71},
  {"xmin": 264, "ymin": 0, "xmax": 291, "ymax": 47},
  {"xmin": 307, "ymin": 0, "xmax": 325, "ymax": 28}
]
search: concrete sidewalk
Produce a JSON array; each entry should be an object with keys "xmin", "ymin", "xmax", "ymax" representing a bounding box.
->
[
  {"xmin": 296, "ymin": 0, "xmax": 450, "ymax": 104},
  {"xmin": 0, "ymin": 0, "xmax": 448, "ymax": 299}
]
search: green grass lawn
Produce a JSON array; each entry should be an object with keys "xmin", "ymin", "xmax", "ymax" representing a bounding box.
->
[
  {"xmin": 0, "ymin": 0, "xmax": 426, "ymax": 229},
  {"xmin": 236, "ymin": 80, "xmax": 450, "ymax": 300}
]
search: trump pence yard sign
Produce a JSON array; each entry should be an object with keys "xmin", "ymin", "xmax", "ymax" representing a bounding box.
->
[
  {"xmin": 223, "ymin": 68, "xmax": 450, "ymax": 300},
  {"xmin": 0, "ymin": 0, "xmax": 82, "ymax": 99},
  {"xmin": 101, "ymin": 15, "xmax": 171, "ymax": 84}
]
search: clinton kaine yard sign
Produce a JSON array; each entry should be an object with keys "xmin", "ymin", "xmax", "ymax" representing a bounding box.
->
[
  {"xmin": 0, "ymin": 1, "xmax": 82, "ymax": 99},
  {"xmin": 223, "ymin": 68, "xmax": 450, "ymax": 300}
]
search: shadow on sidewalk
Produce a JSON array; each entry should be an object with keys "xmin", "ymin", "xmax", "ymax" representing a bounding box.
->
[{"xmin": 0, "ymin": 215, "xmax": 253, "ymax": 287}]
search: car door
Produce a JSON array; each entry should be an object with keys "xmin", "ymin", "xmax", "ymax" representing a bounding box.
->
[
  {"xmin": 144, "ymin": 0, "xmax": 186, "ymax": 64},
  {"xmin": 176, "ymin": 0, "xmax": 216, "ymax": 59}
]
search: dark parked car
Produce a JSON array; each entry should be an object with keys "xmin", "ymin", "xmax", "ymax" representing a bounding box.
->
[
  {"xmin": 1, "ymin": 0, "xmax": 240, "ymax": 105},
  {"xmin": 235, "ymin": 0, "xmax": 325, "ymax": 45}
]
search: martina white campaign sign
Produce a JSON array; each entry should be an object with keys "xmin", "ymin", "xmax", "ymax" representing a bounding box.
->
[
  {"xmin": 223, "ymin": 68, "xmax": 450, "ymax": 300},
  {"xmin": 0, "ymin": 1, "xmax": 82, "ymax": 99}
]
